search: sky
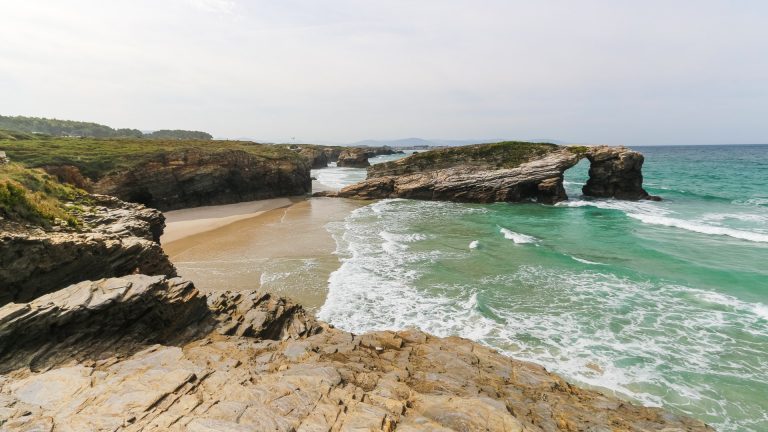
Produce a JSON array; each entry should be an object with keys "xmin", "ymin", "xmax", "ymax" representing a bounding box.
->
[{"xmin": 1, "ymin": 1, "xmax": 767, "ymax": 145}]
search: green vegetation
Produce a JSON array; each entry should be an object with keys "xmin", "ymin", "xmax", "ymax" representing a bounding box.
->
[
  {"xmin": 0, "ymin": 134, "xmax": 303, "ymax": 179},
  {"xmin": 0, "ymin": 115, "xmax": 211, "ymax": 140},
  {"xmin": 0, "ymin": 162, "xmax": 85, "ymax": 227},
  {"xmin": 387, "ymin": 141, "xmax": 559, "ymax": 170},
  {"xmin": 144, "ymin": 129, "xmax": 213, "ymax": 140},
  {"xmin": 567, "ymin": 145, "xmax": 589, "ymax": 156}
]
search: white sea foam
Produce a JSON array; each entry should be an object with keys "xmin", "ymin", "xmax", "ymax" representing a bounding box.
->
[
  {"xmin": 469, "ymin": 240, "xmax": 480, "ymax": 249},
  {"xmin": 319, "ymin": 197, "xmax": 768, "ymax": 431},
  {"xmin": 499, "ymin": 227, "xmax": 537, "ymax": 244},
  {"xmin": 559, "ymin": 198, "xmax": 768, "ymax": 243},
  {"xmin": 628, "ymin": 213, "xmax": 768, "ymax": 243},
  {"xmin": 569, "ymin": 255, "xmax": 605, "ymax": 265}
]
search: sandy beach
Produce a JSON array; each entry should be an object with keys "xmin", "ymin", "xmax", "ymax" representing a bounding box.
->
[{"xmin": 162, "ymin": 196, "xmax": 364, "ymax": 310}]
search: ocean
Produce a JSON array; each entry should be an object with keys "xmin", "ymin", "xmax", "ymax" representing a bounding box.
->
[{"xmin": 313, "ymin": 145, "xmax": 768, "ymax": 431}]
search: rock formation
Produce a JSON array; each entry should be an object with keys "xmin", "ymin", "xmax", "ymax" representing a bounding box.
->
[
  {"xmin": 298, "ymin": 147, "xmax": 330, "ymax": 169},
  {"xmin": 0, "ymin": 274, "xmax": 712, "ymax": 431},
  {"xmin": 318, "ymin": 143, "xmax": 659, "ymax": 204},
  {"xmin": 0, "ymin": 194, "xmax": 175, "ymax": 306},
  {"xmin": 91, "ymin": 149, "xmax": 311, "ymax": 211},
  {"xmin": 582, "ymin": 145, "xmax": 658, "ymax": 200},
  {"xmin": 337, "ymin": 148, "xmax": 372, "ymax": 168}
]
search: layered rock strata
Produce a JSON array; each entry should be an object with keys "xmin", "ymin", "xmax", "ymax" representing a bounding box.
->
[
  {"xmin": 0, "ymin": 275, "xmax": 711, "ymax": 431},
  {"xmin": 92, "ymin": 149, "xmax": 311, "ymax": 211},
  {"xmin": 319, "ymin": 144, "xmax": 657, "ymax": 203},
  {"xmin": 0, "ymin": 195, "xmax": 175, "ymax": 306}
]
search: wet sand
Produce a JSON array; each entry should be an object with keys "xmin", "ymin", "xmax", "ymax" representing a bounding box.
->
[{"xmin": 163, "ymin": 197, "xmax": 364, "ymax": 310}]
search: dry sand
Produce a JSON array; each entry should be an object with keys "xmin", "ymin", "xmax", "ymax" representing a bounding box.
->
[
  {"xmin": 162, "ymin": 197, "xmax": 364, "ymax": 310},
  {"xmin": 162, "ymin": 197, "xmax": 299, "ymax": 243}
]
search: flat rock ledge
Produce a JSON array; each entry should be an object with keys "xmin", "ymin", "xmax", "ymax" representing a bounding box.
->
[
  {"xmin": 316, "ymin": 144, "xmax": 659, "ymax": 204},
  {"xmin": 0, "ymin": 275, "xmax": 711, "ymax": 431}
]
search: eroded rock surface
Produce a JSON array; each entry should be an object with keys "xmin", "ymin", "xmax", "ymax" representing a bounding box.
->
[
  {"xmin": 93, "ymin": 149, "xmax": 311, "ymax": 211},
  {"xmin": 0, "ymin": 275, "xmax": 711, "ymax": 431},
  {"xmin": 0, "ymin": 195, "xmax": 175, "ymax": 306},
  {"xmin": 337, "ymin": 148, "xmax": 372, "ymax": 168},
  {"xmin": 582, "ymin": 145, "xmax": 657, "ymax": 200},
  {"xmin": 319, "ymin": 143, "xmax": 659, "ymax": 204},
  {"xmin": 323, "ymin": 147, "xmax": 579, "ymax": 204}
]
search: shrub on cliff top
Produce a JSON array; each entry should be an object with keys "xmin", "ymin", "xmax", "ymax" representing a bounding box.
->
[{"xmin": 0, "ymin": 163, "xmax": 84, "ymax": 227}]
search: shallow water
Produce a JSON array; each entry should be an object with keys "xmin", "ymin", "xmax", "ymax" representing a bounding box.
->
[{"xmin": 317, "ymin": 144, "xmax": 768, "ymax": 431}]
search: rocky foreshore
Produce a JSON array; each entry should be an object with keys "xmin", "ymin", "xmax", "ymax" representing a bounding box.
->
[
  {"xmin": 0, "ymin": 274, "xmax": 712, "ymax": 431},
  {"xmin": 317, "ymin": 142, "xmax": 658, "ymax": 204}
]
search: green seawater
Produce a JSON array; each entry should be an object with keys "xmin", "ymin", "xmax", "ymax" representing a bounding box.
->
[{"xmin": 315, "ymin": 145, "xmax": 768, "ymax": 431}]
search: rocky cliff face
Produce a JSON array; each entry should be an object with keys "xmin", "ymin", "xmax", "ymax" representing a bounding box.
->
[
  {"xmin": 0, "ymin": 195, "xmax": 175, "ymax": 306},
  {"xmin": 319, "ymin": 143, "xmax": 658, "ymax": 204},
  {"xmin": 298, "ymin": 147, "xmax": 330, "ymax": 169},
  {"xmin": 0, "ymin": 274, "xmax": 712, "ymax": 431},
  {"xmin": 91, "ymin": 149, "xmax": 311, "ymax": 211}
]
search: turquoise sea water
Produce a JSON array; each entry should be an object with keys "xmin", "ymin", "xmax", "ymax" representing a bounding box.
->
[{"xmin": 314, "ymin": 145, "xmax": 768, "ymax": 431}]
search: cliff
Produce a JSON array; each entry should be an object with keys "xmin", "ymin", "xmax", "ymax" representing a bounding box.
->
[
  {"xmin": 0, "ymin": 193, "xmax": 175, "ymax": 306},
  {"xmin": 0, "ymin": 274, "xmax": 712, "ymax": 431},
  {"xmin": 319, "ymin": 142, "xmax": 657, "ymax": 203},
  {"xmin": 92, "ymin": 149, "xmax": 311, "ymax": 210},
  {"xmin": 0, "ymin": 136, "xmax": 311, "ymax": 210}
]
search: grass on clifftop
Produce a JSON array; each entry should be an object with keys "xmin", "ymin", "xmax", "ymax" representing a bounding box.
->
[
  {"xmin": 0, "ymin": 162, "xmax": 86, "ymax": 227},
  {"xmin": 376, "ymin": 141, "xmax": 559, "ymax": 172},
  {"xmin": 0, "ymin": 133, "xmax": 304, "ymax": 179}
]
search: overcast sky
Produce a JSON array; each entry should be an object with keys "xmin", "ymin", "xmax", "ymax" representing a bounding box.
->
[{"xmin": 1, "ymin": 1, "xmax": 766, "ymax": 145}]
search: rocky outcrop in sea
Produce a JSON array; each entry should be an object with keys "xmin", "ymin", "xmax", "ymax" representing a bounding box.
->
[{"xmin": 319, "ymin": 143, "xmax": 658, "ymax": 203}]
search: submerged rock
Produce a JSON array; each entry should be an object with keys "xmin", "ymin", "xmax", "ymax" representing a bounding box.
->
[
  {"xmin": 0, "ymin": 194, "xmax": 175, "ymax": 306},
  {"xmin": 0, "ymin": 275, "xmax": 712, "ymax": 431},
  {"xmin": 319, "ymin": 142, "xmax": 660, "ymax": 203}
]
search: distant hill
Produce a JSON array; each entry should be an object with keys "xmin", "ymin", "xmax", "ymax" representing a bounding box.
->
[{"xmin": 0, "ymin": 115, "xmax": 211, "ymax": 140}]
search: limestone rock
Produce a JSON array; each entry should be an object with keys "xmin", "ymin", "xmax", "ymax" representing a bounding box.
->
[{"xmin": 0, "ymin": 275, "xmax": 712, "ymax": 431}]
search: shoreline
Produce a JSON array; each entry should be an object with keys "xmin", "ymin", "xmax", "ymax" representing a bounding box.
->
[{"xmin": 162, "ymin": 190, "xmax": 363, "ymax": 310}]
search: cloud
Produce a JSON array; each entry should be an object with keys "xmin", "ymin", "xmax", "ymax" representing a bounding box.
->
[{"xmin": 188, "ymin": 0, "xmax": 235, "ymax": 14}]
